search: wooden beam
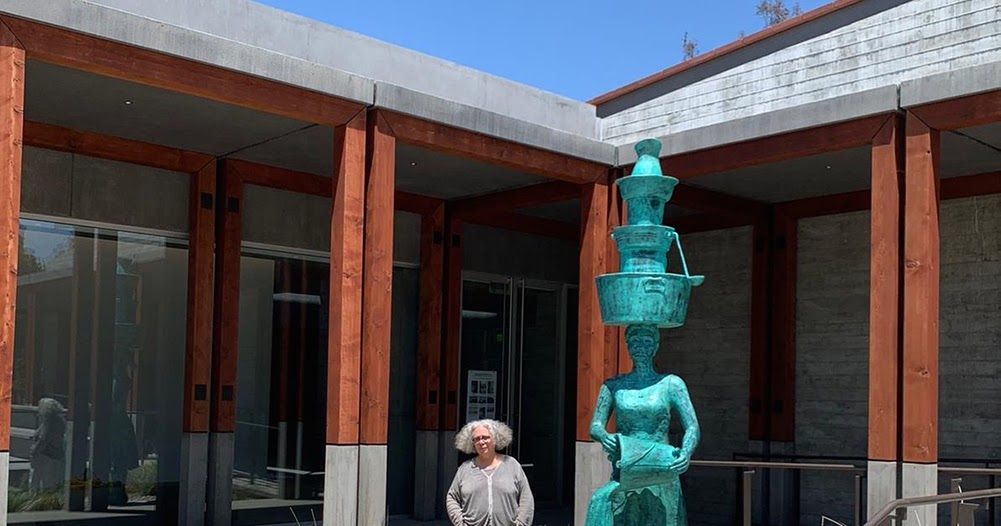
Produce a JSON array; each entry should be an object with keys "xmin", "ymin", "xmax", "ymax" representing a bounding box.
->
[
  {"xmin": 606, "ymin": 169, "xmax": 627, "ymax": 378},
  {"xmin": 416, "ymin": 203, "xmax": 445, "ymax": 431},
  {"xmin": 462, "ymin": 211, "xmax": 578, "ymax": 241},
  {"xmin": 901, "ymin": 112, "xmax": 940, "ymax": 464},
  {"xmin": 868, "ymin": 115, "xmax": 903, "ymax": 462},
  {"xmin": 227, "ymin": 157, "xmax": 440, "ymax": 214},
  {"xmin": 941, "ymin": 171, "xmax": 1001, "ymax": 200},
  {"xmin": 441, "ymin": 214, "xmax": 463, "ymax": 431},
  {"xmin": 4, "ymin": 17, "xmax": 362, "ymax": 126},
  {"xmin": 23, "ymin": 121, "xmax": 212, "ymax": 173},
  {"xmin": 211, "ymin": 160, "xmax": 242, "ymax": 433},
  {"xmin": 360, "ymin": 110, "xmax": 395, "ymax": 445},
  {"xmin": 748, "ymin": 219, "xmax": 770, "ymax": 441},
  {"xmin": 381, "ymin": 110, "xmax": 608, "ymax": 184},
  {"xmin": 183, "ymin": 162, "xmax": 215, "ymax": 433},
  {"xmin": 452, "ymin": 181, "xmax": 580, "ymax": 217},
  {"xmin": 576, "ymin": 180, "xmax": 608, "ymax": 441},
  {"xmin": 663, "ymin": 115, "xmax": 889, "ymax": 179},
  {"xmin": 0, "ymin": 22, "xmax": 24, "ymax": 453},
  {"xmin": 669, "ymin": 212, "xmax": 755, "ymax": 234},
  {"xmin": 909, "ymin": 89, "xmax": 1001, "ymax": 131},
  {"xmin": 775, "ymin": 190, "xmax": 870, "ymax": 219},
  {"xmin": 326, "ymin": 113, "xmax": 366, "ymax": 445},
  {"xmin": 769, "ymin": 210, "xmax": 797, "ymax": 442},
  {"xmin": 671, "ymin": 183, "xmax": 767, "ymax": 219}
]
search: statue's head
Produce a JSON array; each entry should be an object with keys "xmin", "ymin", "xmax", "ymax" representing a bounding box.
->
[{"xmin": 625, "ymin": 324, "xmax": 660, "ymax": 361}]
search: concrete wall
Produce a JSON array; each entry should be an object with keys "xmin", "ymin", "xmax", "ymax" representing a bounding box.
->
[
  {"xmin": 795, "ymin": 210, "xmax": 870, "ymax": 525},
  {"xmin": 57, "ymin": 0, "xmax": 598, "ymax": 139},
  {"xmin": 657, "ymin": 226, "xmax": 752, "ymax": 526},
  {"xmin": 601, "ymin": 0, "xmax": 1001, "ymax": 146},
  {"xmin": 21, "ymin": 146, "xmax": 189, "ymax": 232}
]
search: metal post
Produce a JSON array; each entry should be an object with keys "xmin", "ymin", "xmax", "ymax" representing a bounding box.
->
[
  {"xmin": 854, "ymin": 474, "xmax": 863, "ymax": 526},
  {"xmin": 950, "ymin": 478, "xmax": 961, "ymax": 525},
  {"xmin": 744, "ymin": 469, "xmax": 755, "ymax": 526}
]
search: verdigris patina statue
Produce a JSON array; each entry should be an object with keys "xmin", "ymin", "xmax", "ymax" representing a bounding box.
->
[{"xmin": 586, "ymin": 138, "xmax": 703, "ymax": 526}]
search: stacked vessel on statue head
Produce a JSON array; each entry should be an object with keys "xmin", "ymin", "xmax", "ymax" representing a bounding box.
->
[{"xmin": 595, "ymin": 138, "xmax": 704, "ymax": 329}]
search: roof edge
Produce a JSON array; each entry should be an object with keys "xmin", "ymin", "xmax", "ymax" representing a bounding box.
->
[{"xmin": 588, "ymin": 0, "xmax": 867, "ymax": 107}]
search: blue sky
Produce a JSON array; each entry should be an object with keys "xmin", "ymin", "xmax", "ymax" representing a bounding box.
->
[{"xmin": 256, "ymin": 0, "xmax": 830, "ymax": 101}]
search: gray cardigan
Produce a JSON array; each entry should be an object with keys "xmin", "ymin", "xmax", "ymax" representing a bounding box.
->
[{"xmin": 445, "ymin": 455, "xmax": 534, "ymax": 526}]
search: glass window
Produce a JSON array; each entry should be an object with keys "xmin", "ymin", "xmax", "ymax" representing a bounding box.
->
[
  {"xmin": 9, "ymin": 219, "xmax": 187, "ymax": 523},
  {"xmin": 232, "ymin": 252, "xmax": 328, "ymax": 521}
]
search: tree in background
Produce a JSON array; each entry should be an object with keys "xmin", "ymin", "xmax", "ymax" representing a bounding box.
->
[
  {"xmin": 682, "ymin": 32, "xmax": 699, "ymax": 60},
  {"xmin": 756, "ymin": 0, "xmax": 802, "ymax": 26}
]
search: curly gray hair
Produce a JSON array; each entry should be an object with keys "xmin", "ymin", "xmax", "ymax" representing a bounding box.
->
[{"xmin": 454, "ymin": 419, "xmax": 514, "ymax": 455}]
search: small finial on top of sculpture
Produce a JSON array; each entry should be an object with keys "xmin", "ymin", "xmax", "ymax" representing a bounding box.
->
[{"xmin": 632, "ymin": 139, "xmax": 664, "ymax": 177}]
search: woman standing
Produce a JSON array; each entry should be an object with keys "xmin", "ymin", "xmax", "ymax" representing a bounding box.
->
[{"xmin": 446, "ymin": 419, "xmax": 534, "ymax": 526}]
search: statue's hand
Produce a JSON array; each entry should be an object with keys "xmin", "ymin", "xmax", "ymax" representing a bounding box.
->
[
  {"xmin": 668, "ymin": 450, "xmax": 691, "ymax": 475},
  {"xmin": 597, "ymin": 432, "xmax": 619, "ymax": 457}
]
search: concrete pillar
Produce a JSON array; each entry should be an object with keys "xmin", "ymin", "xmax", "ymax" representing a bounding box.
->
[
  {"xmin": 412, "ymin": 430, "xmax": 440, "ymax": 520},
  {"xmin": 867, "ymin": 461, "xmax": 897, "ymax": 519},
  {"xmin": 902, "ymin": 463, "xmax": 937, "ymax": 525},
  {"xmin": 574, "ymin": 441, "xmax": 612, "ymax": 526},
  {"xmin": 324, "ymin": 445, "xmax": 359, "ymax": 525},
  {"xmin": 206, "ymin": 432, "xmax": 234, "ymax": 526},
  {"xmin": 180, "ymin": 432, "xmax": 209, "ymax": 525},
  {"xmin": 436, "ymin": 430, "xmax": 459, "ymax": 519},
  {"xmin": 358, "ymin": 445, "xmax": 388, "ymax": 525}
]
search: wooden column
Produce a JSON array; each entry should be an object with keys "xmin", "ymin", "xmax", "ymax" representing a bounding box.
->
[
  {"xmin": 324, "ymin": 113, "xmax": 367, "ymax": 525},
  {"xmin": 901, "ymin": 112, "xmax": 940, "ymax": 523},
  {"xmin": 413, "ymin": 202, "xmax": 445, "ymax": 520},
  {"xmin": 358, "ymin": 110, "xmax": 395, "ymax": 525},
  {"xmin": 205, "ymin": 159, "xmax": 242, "ymax": 526},
  {"xmin": 605, "ymin": 169, "xmax": 626, "ymax": 378},
  {"xmin": 183, "ymin": 162, "xmax": 216, "ymax": 435},
  {"xmin": 0, "ymin": 20, "xmax": 23, "ymax": 514},
  {"xmin": 867, "ymin": 115, "xmax": 904, "ymax": 517},
  {"xmin": 416, "ymin": 203, "xmax": 445, "ymax": 432},
  {"xmin": 748, "ymin": 218, "xmax": 771, "ymax": 441},
  {"xmin": 769, "ymin": 210, "xmax": 797, "ymax": 442},
  {"xmin": 576, "ymin": 179, "xmax": 609, "ymax": 440},
  {"xmin": 441, "ymin": 214, "xmax": 463, "ymax": 432}
]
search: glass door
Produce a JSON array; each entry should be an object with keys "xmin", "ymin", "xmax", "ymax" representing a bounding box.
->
[{"xmin": 459, "ymin": 274, "xmax": 568, "ymax": 508}]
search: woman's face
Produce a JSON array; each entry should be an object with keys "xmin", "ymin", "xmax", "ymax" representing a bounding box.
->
[{"xmin": 472, "ymin": 426, "xmax": 494, "ymax": 456}]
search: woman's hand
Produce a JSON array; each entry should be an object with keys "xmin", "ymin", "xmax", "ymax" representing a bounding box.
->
[{"xmin": 597, "ymin": 431, "xmax": 619, "ymax": 456}]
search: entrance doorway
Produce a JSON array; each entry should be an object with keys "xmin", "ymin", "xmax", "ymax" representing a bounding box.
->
[{"xmin": 459, "ymin": 274, "xmax": 571, "ymax": 508}]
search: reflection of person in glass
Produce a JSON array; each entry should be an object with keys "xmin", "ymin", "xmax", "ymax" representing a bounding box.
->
[
  {"xmin": 585, "ymin": 324, "xmax": 700, "ymax": 526},
  {"xmin": 30, "ymin": 398, "xmax": 67, "ymax": 491}
]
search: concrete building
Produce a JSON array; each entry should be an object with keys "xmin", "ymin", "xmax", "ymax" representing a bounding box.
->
[{"xmin": 0, "ymin": 0, "xmax": 997, "ymax": 525}]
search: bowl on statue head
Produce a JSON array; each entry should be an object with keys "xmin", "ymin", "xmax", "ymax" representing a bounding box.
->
[
  {"xmin": 595, "ymin": 272, "xmax": 697, "ymax": 328},
  {"xmin": 612, "ymin": 225, "xmax": 675, "ymax": 274},
  {"xmin": 616, "ymin": 175, "xmax": 678, "ymax": 226}
]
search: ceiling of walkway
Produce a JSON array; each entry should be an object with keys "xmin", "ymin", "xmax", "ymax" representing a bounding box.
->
[{"xmin": 23, "ymin": 60, "xmax": 1001, "ymax": 224}]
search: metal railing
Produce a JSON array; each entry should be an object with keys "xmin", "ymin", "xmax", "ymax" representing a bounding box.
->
[{"xmin": 689, "ymin": 459, "xmax": 1001, "ymax": 526}]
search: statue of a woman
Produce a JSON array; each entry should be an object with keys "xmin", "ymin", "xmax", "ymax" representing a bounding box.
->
[{"xmin": 584, "ymin": 324, "xmax": 700, "ymax": 526}]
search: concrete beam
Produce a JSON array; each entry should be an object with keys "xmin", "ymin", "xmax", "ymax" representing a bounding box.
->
[
  {"xmin": 900, "ymin": 60, "xmax": 1001, "ymax": 109},
  {"xmin": 614, "ymin": 86, "xmax": 900, "ymax": 165},
  {"xmin": 376, "ymin": 82, "xmax": 614, "ymax": 166}
]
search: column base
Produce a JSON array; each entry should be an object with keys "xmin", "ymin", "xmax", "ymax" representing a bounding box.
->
[
  {"xmin": 359, "ymin": 444, "xmax": 387, "ymax": 526},
  {"xmin": 0, "ymin": 451, "xmax": 9, "ymax": 525},
  {"xmin": 324, "ymin": 444, "xmax": 359, "ymax": 526},
  {"xmin": 413, "ymin": 430, "xmax": 439, "ymax": 520},
  {"xmin": 180, "ymin": 432, "xmax": 209, "ymax": 526},
  {"xmin": 436, "ymin": 430, "xmax": 458, "ymax": 520},
  {"xmin": 574, "ymin": 441, "xmax": 612, "ymax": 526},
  {"xmin": 902, "ymin": 462, "xmax": 936, "ymax": 526},
  {"xmin": 867, "ymin": 460, "xmax": 898, "ymax": 521},
  {"xmin": 207, "ymin": 432, "xmax": 234, "ymax": 526}
]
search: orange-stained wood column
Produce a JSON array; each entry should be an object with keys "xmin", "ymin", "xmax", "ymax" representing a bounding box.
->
[
  {"xmin": 416, "ymin": 203, "xmax": 446, "ymax": 431},
  {"xmin": 748, "ymin": 218, "xmax": 771, "ymax": 440},
  {"xmin": 576, "ymin": 180, "xmax": 609, "ymax": 441},
  {"xmin": 441, "ymin": 213, "xmax": 463, "ymax": 432},
  {"xmin": 0, "ymin": 21, "xmax": 24, "ymax": 464},
  {"xmin": 358, "ymin": 110, "xmax": 395, "ymax": 525},
  {"xmin": 769, "ymin": 210, "xmax": 797, "ymax": 442},
  {"xmin": 869, "ymin": 116, "xmax": 903, "ymax": 462},
  {"xmin": 902, "ymin": 113, "xmax": 940, "ymax": 464},
  {"xmin": 900, "ymin": 111, "xmax": 940, "ymax": 523},
  {"xmin": 205, "ymin": 159, "xmax": 242, "ymax": 526},
  {"xmin": 360, "ymin": 110, "xmax": 396, "ymax": 445},
  {"xmin": 866, "ymin": 114, "xmax": 904, "ymax": 518},
  {"xmin": 184, "ymin": 162, "xmax": 216, "ymax": 434},
  {"xmin": 605, "ymin": 169, "xmax": 625, "ymax": 378},
  {"xmin": 326, "ymin": 113, "xmax": 367, "ymax": 446}
]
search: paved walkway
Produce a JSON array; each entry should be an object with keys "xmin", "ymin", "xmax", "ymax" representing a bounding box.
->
[{"xmin": 269, "ymin": 508, "xmax": 573, "ymax": 526}]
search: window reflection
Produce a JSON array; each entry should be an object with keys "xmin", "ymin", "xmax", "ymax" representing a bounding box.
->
[
  {"xmin": 233, "ymin": 253, "xmax": 327, "ymax": 517},
  {"xmin": 10, "ymin": 219, "xmax": 187, "ymax": 523}
]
